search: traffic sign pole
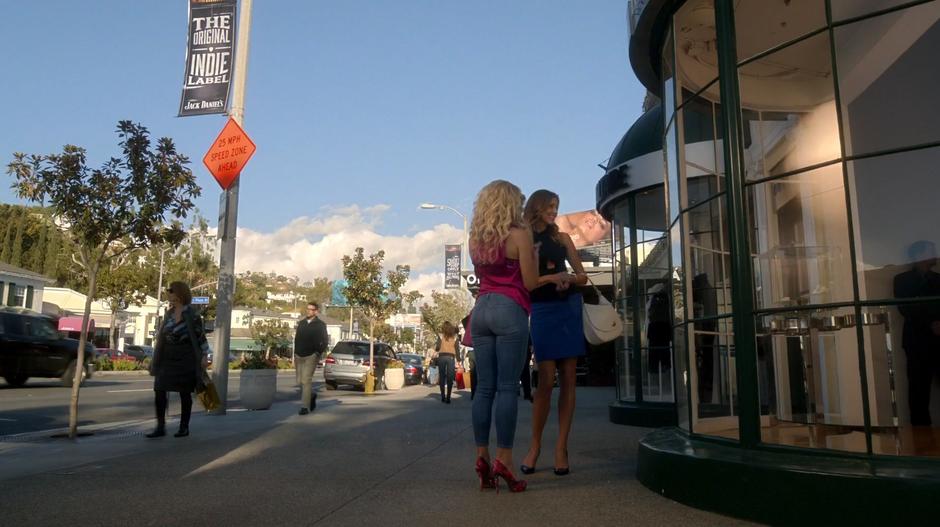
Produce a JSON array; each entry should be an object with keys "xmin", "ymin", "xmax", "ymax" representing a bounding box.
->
[{"xmin": 211, "ymin": 0, "xmax": 253, "ymax": 415}]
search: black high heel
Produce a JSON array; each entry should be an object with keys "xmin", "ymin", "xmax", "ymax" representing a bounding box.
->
[
  {"xmin": 520, "ymin": 447, "xmax": 539, "ymax": 475},
  {"xmin": 553, "ymin": 449, "xmax": 569, "ymax": 476}
]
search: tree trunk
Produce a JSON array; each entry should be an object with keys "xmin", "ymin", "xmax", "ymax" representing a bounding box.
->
[
  {"xmin": 110, "ymin": 305, "xmax": 120, "ymax": 349},
  {"xmin": 69, "ymin": 256, "xmax": 100, "ymax": 439},
  {"xmin": 369, "ymin": 318, "xmax": 374, "ymax": 373}
]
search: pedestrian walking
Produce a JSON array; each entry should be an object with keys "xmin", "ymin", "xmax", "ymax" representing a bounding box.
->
[
  {"xmin": 468, "ymin": 180, "xmax": 539, "ymax": 493},
  {"xmin": 147, "ymin": 281, "xmax": 209, "ymax": 438},
  {"xmin": 295, "ymin": 301, "xmax": 329, "ymax": 415},
  {"xmin": 434, "ymin": 321, "xmax": 462, "ymax": 403},
  {"xmin": 520, "ymin": 189, "xmax": 588, "ymax": 477}
]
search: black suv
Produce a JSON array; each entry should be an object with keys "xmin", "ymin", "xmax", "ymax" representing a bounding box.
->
[{"xmin": 0, "ymin": 308, "xmax": 96, "ymax": 387}]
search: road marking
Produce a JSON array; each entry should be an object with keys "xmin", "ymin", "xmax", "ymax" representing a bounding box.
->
[
  {"xmin": 106, "ymin": 389, "xmax": 153, "ymax": 393},
  {"xmin": 0, "ymin": 418, "xmax": 16, "ymax": 422}
]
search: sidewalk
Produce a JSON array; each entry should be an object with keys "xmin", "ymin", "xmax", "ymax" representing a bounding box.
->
[{"xmin": 0, "ymin": 384, "xmax": 755, "ymax": 526}]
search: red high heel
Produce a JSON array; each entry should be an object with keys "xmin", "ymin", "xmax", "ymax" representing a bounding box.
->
[
  {"xmin": 475, "ymin": 457, "xmax": 496, "ymax": 490},
  {"xmin": 491, "ymin": 459, "xmax": 527, "ymax": 493}
]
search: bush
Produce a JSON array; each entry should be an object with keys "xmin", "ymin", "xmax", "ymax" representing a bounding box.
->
[
  {"xmin": 111, "ymin": 359, "xmax": 139, "ymax": 371},
  {"xmin": 277, "ymin": 358, "xmax": 292, "ymax": 369},
  {"xmin": 95, "ymin": 356, "xmax": 114, "ymax": 371}
]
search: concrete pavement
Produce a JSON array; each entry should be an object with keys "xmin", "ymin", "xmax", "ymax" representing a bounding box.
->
[{"xmin": 0, "ymin": 384, "xmax": 756, "ymax": 526}]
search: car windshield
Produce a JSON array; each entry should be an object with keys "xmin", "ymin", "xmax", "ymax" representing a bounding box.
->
[
  {"xmin": 398, "ymin": 354, "xmax": 423, "ymax": 364},
  {"xmin": 331, "ymin": 342, "xmax": 371, "ymax": 356}
]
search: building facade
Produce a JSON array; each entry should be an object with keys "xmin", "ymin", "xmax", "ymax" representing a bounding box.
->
[{"xmin": 597, "ymin": 0, "xmax": 939, "ymax": 522}]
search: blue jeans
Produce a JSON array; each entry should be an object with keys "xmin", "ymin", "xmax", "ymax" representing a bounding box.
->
[{"xmin": 470, "ymin": 293, "xmax": 529, "ymax": 449}]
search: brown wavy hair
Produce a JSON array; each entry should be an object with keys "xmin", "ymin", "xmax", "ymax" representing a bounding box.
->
[
  {"xmin": 524, "ymin": 189, "xmax": 560, "ymax": 241},
  {"xmin": 469, "ymin": 180, "xmax": 525, "ymax": 265}
]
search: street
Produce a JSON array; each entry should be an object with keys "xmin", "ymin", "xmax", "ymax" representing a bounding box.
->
[{"xmin": 0, "ymin": 371, "xmax": 312, "ymax": 437}]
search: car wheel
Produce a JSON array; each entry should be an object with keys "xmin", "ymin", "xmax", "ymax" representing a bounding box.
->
[
  {"xmin": 61, "ymin": 360, "xmax": 88, "ymax": 387},
  {"xmin": 325, "ymin": 381, "xmax": 338, "ymax": 390},
  {"xmin": 3, "ymin": 374, "xmax": 28, "ymax": 387}
]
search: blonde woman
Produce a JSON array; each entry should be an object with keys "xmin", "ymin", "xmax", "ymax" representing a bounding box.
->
[{"xmin": 468, "ymin": 180, "xmax": 539, "ymax": 493}]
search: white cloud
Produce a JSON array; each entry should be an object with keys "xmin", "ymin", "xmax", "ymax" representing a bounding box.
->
[{"xmin": 220, "ymin": 205, "xmax": 463, "ymax": 298}]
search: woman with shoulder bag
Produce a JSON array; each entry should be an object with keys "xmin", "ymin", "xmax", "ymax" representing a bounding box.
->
[
  {"xmin": 520, "ymin": 190, "xmax": 588, "ymax": 476},
  {"xmin": 147, "ymin": 281, "xmax": 209, "ymax": 438}
]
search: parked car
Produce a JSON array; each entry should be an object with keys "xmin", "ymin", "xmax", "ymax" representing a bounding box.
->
[
  {"xmin": 397, "ymin": 353, "xmax": 425, "ymax": 385},
  {"xmin": 123, "ymin": 344, "xmax": 153, "ymax": 361},
  {"xmin": 0, "ymin": 307, "xmax": 96, "ymax": 387},
  {"xmin": 323, "ymin": 340, "xmax": 397, "ymax": 390},
  {"xmin": 98, "ymin": 348, "xmax": 134, "ymax": 362}
]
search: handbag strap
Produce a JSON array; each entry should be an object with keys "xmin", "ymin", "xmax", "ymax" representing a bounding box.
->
[{"xmin": 584, "ymin": 275, "xmax": 612, "ymax": 306}]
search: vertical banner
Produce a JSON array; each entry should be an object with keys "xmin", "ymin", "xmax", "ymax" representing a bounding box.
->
[
  {"xmin": 179, "ymin": 0, "xmax": 237, "ymax": 116},
  {"xmin": 444, "ymin": 244, "xmax": 462, "ymax": 289}
]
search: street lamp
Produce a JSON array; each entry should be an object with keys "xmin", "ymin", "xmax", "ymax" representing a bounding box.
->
[{"xmin": 419, "ymin": 202, "xmax": 468, "ymax": 277}]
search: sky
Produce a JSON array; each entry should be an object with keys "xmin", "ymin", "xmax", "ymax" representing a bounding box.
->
[{"xmin": 0, "ymin": 1, "xmax": 646, "ymax": 297}]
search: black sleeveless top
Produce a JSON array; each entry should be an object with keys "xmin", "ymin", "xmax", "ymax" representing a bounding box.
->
[{"xmin": 531, "ymin": 228, "xmax": 569, "ymax": 303}]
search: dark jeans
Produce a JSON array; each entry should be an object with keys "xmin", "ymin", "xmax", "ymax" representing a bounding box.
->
[
  {"xmin": 471, "ymin": 293, "xmax": 529, "ymax": 449},
  {"xmin": 155, "ymin": 390, "xmax": 192, "ymax": 429},
  {"xmin": 906, "ymin": 347, "xmax": 940, "ymax": 425},
  {"xmin": 438, "ymin": 354, "xmax": 456, "ymax": 399}
]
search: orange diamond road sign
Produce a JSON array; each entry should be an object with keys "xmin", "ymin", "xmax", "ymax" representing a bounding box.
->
[{"xmin": 203, "ymin": 117, "xmax": 256, "ymax": 190}]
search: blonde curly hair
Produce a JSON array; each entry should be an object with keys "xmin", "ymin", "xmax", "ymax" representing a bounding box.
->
[{"xmin": 469, "ymin": 180, "xmax": 525, "ymax": 265}]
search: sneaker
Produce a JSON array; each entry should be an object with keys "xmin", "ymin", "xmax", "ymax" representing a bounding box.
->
[{"xmin": 299, "ymin": 408, "xmax": 309, "ymax": 415}]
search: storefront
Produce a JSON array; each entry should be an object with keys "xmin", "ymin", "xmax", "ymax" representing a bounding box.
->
[{"xmin": 598, "ymin": 0, "xmax": 940, "ymax": 522}]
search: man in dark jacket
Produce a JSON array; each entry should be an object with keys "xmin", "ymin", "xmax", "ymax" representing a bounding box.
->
[{"xmin": 295, "ymin": 302, "xmax": 329, "ymax": 415}]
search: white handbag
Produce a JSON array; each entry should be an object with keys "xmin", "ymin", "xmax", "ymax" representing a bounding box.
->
[{"xmin": 582, "ymin": 277, "xmax": 623, "ymax": 345}]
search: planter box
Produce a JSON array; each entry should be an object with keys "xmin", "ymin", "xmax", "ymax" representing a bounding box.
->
[
  {"xmin": 240, "ymin": 369, "xmax": 277, "ymax": 410},
  {"xmin": 384, "ymin": 368, "xmax": 405, "ymax": 390}
]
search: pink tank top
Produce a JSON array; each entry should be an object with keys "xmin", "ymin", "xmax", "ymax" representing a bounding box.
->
[{"xmin": 473, "ymin": 244, "xmax": 531, "ymax": 314}]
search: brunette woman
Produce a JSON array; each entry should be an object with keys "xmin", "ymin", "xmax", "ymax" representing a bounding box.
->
[
  {"xmin": 520, "ymin": 189, "xmax": 588, "ymax": 476},
  {"xmin": 146, "ymin": 281, "xmax": 209, "ymax": 438},
  {"xmin": 469, "ymin": 180, "xmax": 539, "ymax": 493}
]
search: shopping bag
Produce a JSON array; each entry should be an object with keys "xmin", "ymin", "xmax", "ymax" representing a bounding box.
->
[
  {"xmin": 197, "ymin": 380, "xmax": 221, "ymax": 411},
  {"xmin": 463, "ymin": 369, "xmax": 471, "ymax": 390},
  {"xmin": 456, "ymin": 371, "xmax": 465, "ymax": 390},
  {"xmin": 428, "ymin": 366, "xmax": 439, "ymax": 385}
]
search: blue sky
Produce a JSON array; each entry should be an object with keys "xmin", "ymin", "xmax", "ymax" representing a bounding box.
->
[{"xmin": 0, "ymin": 1, "xmax": 645, "ymax": 291}]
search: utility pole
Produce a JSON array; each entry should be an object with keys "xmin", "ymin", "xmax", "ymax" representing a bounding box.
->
[{"xmin": 211, "ymin": 0, "xmax": 253, "ymax": 414}]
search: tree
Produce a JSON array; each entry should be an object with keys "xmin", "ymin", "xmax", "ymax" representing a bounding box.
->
[
  {"xmin": 341, "ymin": 248, "xmax": 409, "ymax": 391},
  {"xmin": 7, "ymin": 120, "xmax": 201, "ymax": 438},
  {"xmin": 420, "ymin": 290, "xmax": 472, "ymax": 334},
  {"xmin": 250, "ymin": 318, "xmax": 292, "ymax": 360},
  {"xmin": 0, "ymin": 212, "xmax": 14, "ymax": 262},
  {"xmin": 96, "ymin": 253, "xmax": 151, "ymax": 348}
]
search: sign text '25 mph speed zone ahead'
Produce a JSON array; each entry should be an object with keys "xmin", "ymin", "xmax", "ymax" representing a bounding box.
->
[{"xmin": 203, "ymin": 117, "xmax": 256, "ymax": 190}]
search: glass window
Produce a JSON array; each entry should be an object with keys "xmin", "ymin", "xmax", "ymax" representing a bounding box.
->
[
  {"xmin": 665, "ymin": 121, "xmax": 681, "ymax": 220},
  {"xmin": 691, "ymin": 317, "xmax": 738, "ymax": 440},
  {"xmin": 685, "ymin": 199, "xmax": 731, "ymax": 320},
  {"xmin": 683, "ymin": 92, "xmax": 723, "ymax": 208},
  {"xmin": 848, "ymin": 146, "xmax": 940, "ymax": 302},
  {"xmin": 834, "ymin": 2, "xmax": 940, "ymax": 157},
  {"xmin": 674, "ymin": 0, "xmax": 719, "ymax": 103},
  {"xmin": 670, "ymin": 221, "xmax": 688, "ymax": 324},
  {"xmin": 12, "ymin": 285, "xmax": 26, "ymax": 307},
  {"xmin": 734, "ymin": 0, "xmax": 826, "ymax": 62},
  {"xmin": 738, "ymin": 32, "xmax": 840, "ymax": 180},
  {"xmin": 675, "ymin": 323, "xmax": 691, "ymax": 430},
  {"xmin": 747, "ymin": 164, "xmax": 854, "ymax": 309},
  {"xmin": 830, "ymin": 0, "xmax": 921, "ymax": 22},
  {"xmin": 663, "ymin": 25, "xmax": 676, "ymax": 116},
  {"xmin": 863, "ymin": 303, "xmax": 940, "ymax": 457},
  {"xmin": 756, "ymin": 307, "xmax": 867, "ymax": 453}
]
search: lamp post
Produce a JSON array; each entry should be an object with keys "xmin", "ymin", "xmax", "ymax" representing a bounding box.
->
[{"xmin": 420, "ymin": 202, "xmax": 468, "ymax": 281}]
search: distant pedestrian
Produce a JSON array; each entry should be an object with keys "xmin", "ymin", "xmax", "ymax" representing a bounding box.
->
[
  {"xmin": 520, "ymin": 189, "xmax": 588, "ymax": 477},
  {"xmin": 147, "ymin": 281, "xmax": 209, "ymax": 438},
  {"xmin": 435, "ymin": 321, "xmax": 462, "ymax": 403},
  {"xmin": 468, "ymin": 180, "xmax": 539, "ymax": 493},
  {"xmin": 295, "ymin": 301, "xmax": 329, "ymax": 415}
]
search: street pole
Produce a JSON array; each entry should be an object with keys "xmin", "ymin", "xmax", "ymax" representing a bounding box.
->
[{"xmin": 211, "ymin": 0, "xmax": 253, "ymax": 415}]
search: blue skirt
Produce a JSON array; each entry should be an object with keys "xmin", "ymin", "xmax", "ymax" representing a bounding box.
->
[{"xmin": 530, "ymin": 293, "xmax": 585, "ymax": 363}]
